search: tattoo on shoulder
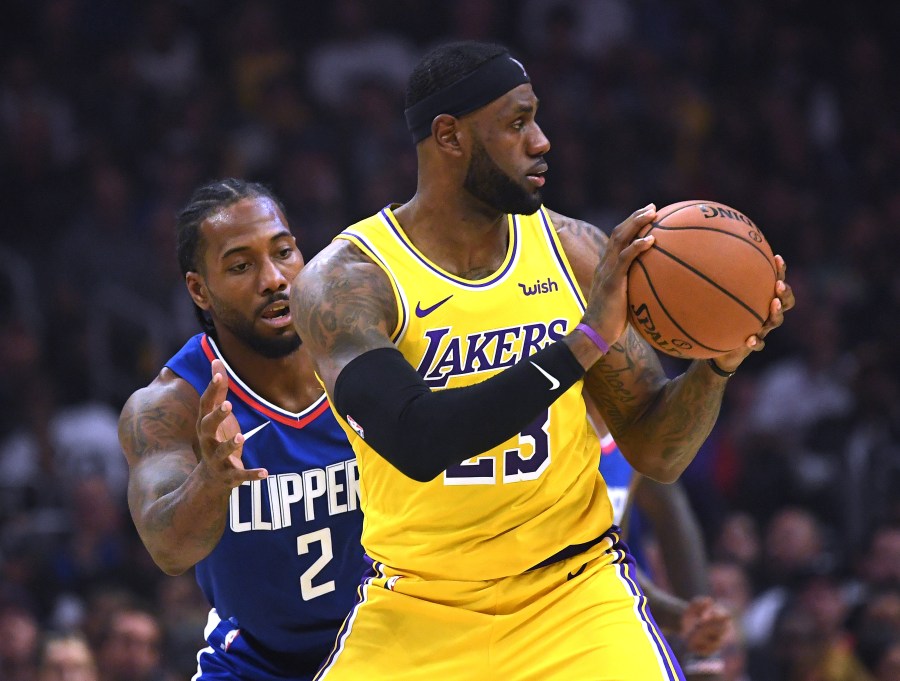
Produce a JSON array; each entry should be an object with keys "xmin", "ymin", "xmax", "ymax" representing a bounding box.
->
[
  {"xmin": 293, "ymin": 244, "xmax": 396, "ymax": 354},
  {"xmin": 120, "ymin": 388, "xmax": 195, "ymax": 460},
  {"xmin": 548, "ymin": 210, "xmax": 607, "ymax": 253}
]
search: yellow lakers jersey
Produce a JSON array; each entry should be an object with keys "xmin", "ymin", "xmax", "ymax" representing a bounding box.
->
[{"xmin": 333, "ymin": 206, "xmax": 613, "ymax": 581}]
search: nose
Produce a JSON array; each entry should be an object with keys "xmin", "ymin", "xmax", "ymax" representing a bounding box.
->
[
  {"xmin": 529, "ymin": 123, "xmax": 551, "ymax": 156},
  {"xmin": 259, "ymin": 257, "xmax": 289, "ymax": 294}
]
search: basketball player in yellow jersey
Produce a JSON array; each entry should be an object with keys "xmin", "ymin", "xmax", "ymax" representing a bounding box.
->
[{"xmin": 293, "ymin": 41, "xmax": 794, "ymax": 680}]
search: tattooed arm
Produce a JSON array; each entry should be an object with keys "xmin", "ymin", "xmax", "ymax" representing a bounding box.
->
[
  {"xmin": 551, "ymin": 208, "xmax": 792, "ymax": 482},
  {"xmin": 291, "ymin": 235, "xmax": 636, "ymax": 481},
  {"xmin": 117, "ymin": 359, "xmax": 265, "ymax": 574},
  {"xmin": 290, "ymin": 240, "xmax": 399, "ymax": 396}
]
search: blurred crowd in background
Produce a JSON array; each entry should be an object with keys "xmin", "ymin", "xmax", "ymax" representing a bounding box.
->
[{"xmin": 1, "ymin": 1, "xmax": 898, "ymax": 679}]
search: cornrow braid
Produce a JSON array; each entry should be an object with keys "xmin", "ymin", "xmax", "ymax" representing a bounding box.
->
[{"xmin": 175, "ymin": 178, "xmax": 286, "ymax": 337}]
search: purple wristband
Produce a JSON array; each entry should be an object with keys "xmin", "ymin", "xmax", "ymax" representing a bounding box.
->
[{"xmin": 575, "ymin": 323, "xmax": 610, "ymax": 355}]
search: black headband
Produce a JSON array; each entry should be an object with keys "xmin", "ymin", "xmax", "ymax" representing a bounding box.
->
[{"xmin": 404, "ymin": 53, "xmax": 531, "ymax": 143}]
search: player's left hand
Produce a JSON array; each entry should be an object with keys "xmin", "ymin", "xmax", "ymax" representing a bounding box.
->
[
  {"xmin": 713, "ymin": 254, "xmax": 794, "ymax": 373},
  {"xmin": 680, "ymin": 596, "xmax": 733, "ymax": 657}
]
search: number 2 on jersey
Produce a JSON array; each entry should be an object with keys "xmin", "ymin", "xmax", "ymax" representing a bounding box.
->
[
  {"xmin": 297, "ymin": 527, "xmax": 334, "ymax": 601},
  {"xmin": 443, "ymin": 409, "xmax": 551, "ymax": 485}
]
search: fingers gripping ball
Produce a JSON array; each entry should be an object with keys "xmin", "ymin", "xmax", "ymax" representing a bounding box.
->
[{"xmin": 627, "ymin": 200, "xmax": 777, "ymax": 359}]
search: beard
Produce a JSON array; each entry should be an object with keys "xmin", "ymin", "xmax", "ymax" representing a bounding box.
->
[
  {"xmin": 463, "ymin": 138, "xmax": 543, "ymax": 216},
  {"xmin": 209, "ymin": 293, "xmax": 301, "ymax": 359}
]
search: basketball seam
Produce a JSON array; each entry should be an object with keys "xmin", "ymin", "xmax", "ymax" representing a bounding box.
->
[
  {"xmin": 650, "ymin": 225, "xmax": 777, "ymax": 277},
  {"xmin": 651, "ymin": 245, "xmax": 767, "ymax": 325},
  {"xmin": 655, "ymin": 201, "xmax": 711, "ymax": 222},
  {"xmin": 631, "ymin": 259, "xmax": 733, "ymax": 353}
]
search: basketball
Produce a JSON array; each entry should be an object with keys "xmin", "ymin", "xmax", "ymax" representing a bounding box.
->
[{"xmin": 627, "ymin": 200, "xmax": 777, "ymax": 359}]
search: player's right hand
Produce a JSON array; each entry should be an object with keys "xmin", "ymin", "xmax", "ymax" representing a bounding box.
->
[
  {"xmin": 581, "ymin": 203, "xmax": 657, "ymax": 346},
  {"xmin": 196, "ymin": 359, "xmax": 268, "ymax": 488}
]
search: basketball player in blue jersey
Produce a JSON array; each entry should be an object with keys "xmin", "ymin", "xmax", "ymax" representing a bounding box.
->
[
  {"xmin": 292, "ymin": 41, "xmax": 794, "ymax": 680},
  {"xmin": 118, "ymin": 179, "xmax": 364, "ymax": 681},
  {"xmin": 592, "ymin": 403, "xmax": 732, "ymax": 679}
]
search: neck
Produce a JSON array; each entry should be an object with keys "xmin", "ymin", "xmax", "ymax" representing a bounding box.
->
[
  {"xmin": 210, "ymin": 333, "xmax": 322, "ymax": 412},
  {"xmin": 393, "ymin": 188, "xmax": 510, "ymax": 280}
]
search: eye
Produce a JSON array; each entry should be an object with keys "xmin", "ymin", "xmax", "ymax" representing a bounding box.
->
[
  {"xmin": 277, "ymin": 247, "xmax": 293, "ymax": 258},
  {"xmin": 512, "ymin": 119, "xmax": 525, "ymax": 130},
  {"xmin": 228, "ymin": 262, "xmax": 250, "ymax": 273}
]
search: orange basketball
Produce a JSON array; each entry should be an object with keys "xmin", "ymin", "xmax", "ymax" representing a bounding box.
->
[{"xmin": 627, "ymin": 200, "xmax": 777, "ymax": 359}]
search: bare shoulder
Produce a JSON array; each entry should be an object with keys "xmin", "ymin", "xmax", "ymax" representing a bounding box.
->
[
  {"xmin": 545, "ymin": 208, "xmax": 608, "ymax": 290},
  {"xmin": 118, "ymin": 368, "xmax": 199, "ymax": 465},
  {"xmin": 291, "ymin": 239, "xmax": 397, "ymax": 390}
]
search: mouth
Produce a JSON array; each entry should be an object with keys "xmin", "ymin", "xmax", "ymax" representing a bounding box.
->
[
  {"xmin": 260, "ymin": 300, "xmax": 292, "ymax": 328},
  {"xmin": 526, "ymin": 163, "xmax": 548, "ymax": 188}
]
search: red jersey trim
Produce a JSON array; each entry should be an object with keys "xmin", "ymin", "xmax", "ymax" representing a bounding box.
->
[{"xmin": 200, "ymin": 335, "xmax": 330, "ymax": 429}]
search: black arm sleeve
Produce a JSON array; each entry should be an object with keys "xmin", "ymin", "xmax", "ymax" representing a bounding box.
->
[{"xmin": 332, "ymin": 341, "xmax": 585, "ymax": 482}]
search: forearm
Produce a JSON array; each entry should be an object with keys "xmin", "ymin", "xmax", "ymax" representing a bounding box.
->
[
  {"xmin": 130, "ymin": 458, "xmax": 231, "ymax": 575},
  {"xmin": 333, "ymin": 342, "xmax": 586, "ymax": 481},
  {"xmin": 590, "ymin": 342, "xmax": 727, "ymax": 482},
  {"xmin": 637, "ymin": 478, "xmax": 710, "ymax": 598}
]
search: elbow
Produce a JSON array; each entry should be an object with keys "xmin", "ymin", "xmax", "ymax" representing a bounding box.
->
[
  {"xmin": 627, "ymin": 453, "xmax": 684, "ymax": 484},
  {"xmin": 144, "ymin": 542, "xmax": 195, "ymax": 576},
  {"xmin": 152, "ymin": 552, "xmax": 192, "ymax": 576},
  {"xmin": 640, "ymin": 462, "xmax": 684, "ymax": 485},
  {"xmin": 383, "ymin": 451, "xmax": 444, "ymax": 483},
  {"xmin": 616, "ymin": 441, "xmax": 688, "ymax": 484},
  {"xmin": 651, "ymin": 468, "xmax": 683, "ymax": 485}
]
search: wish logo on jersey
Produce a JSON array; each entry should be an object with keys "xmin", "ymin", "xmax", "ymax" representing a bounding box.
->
[
  {"xmin": 417, "ymin": 319, "xmax": 569, "ymax": 388},
  {"xmin": 228, "ymin": 458, "xmax": 359, "ymax": 533}
]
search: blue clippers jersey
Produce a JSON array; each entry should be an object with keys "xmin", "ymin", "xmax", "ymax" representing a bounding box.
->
[
  {"xmin": 598, "ymin": 434, "xmax": 649, "ymax": 571},
  {"xmin": 165, "ymin": 334, "xmax": 364, "ymax": 657}
]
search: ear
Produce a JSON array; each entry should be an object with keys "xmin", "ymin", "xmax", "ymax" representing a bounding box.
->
[
  {"xmin": 185, "ymin": 272, "xmax": 211, "ymax": 311},
  {"xmin": 432, "ymin": 115, "xmax": 463, "ymax": 155}
]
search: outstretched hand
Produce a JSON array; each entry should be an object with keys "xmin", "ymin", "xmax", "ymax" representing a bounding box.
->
[
  {"xmin": 581, "ymin": 203, "xmax": 657, "ymax": 345},
  {"xmin": 680, "ymin": 596, "xmax": 733, "ymax": 657},
  {"xmin": 713, "ymin": 254, "xmax": 795, "ymax": 373},
  {"xmin": 196, "ymin": 359, "xmax": 268, "ymax": 489}
]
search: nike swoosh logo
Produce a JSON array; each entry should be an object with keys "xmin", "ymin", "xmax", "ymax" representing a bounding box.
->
[
  {"xmin": 242, "ymin": 421, "xmax": 270, "ymax": 441},
  {"xmin": 567, "ymin": 563, "xmax": 587, "ymax": 580},
  {"xmin": 530, "ymin": 361, "xmax": 560, "ymax": 390},
  {"xmin": 415, "ymin": 295, "xmax": 453, "ymax": 318}
]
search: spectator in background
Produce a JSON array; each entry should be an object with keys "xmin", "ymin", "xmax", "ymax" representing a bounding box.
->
[
  {"xmin": 0, "ymin": 51, "xmax": 81, "ymax": 258},
  {"xmin": 766, "ymin": 595, "xmax": 874, "ymax": 681},
  {"xmin": 743, "ymin": 507, "xmax": 829, "ymax": 650},
  {"xmin": 859, "ymin": 638, "xmax": 900, "ymax": 681},
  {"xmin": 709, "ymin": 560, "xmax": 754, "ymax": 633},
  {"xmin": 858, "ymin": 524, "xmax": 900, "ymax": 589},
  {"xmin": 712, "ymin": 512, "xmax": 763, "ymax": 578},
  {"xmin": 306, "ymin": 0, "xmax": 417, "ymax": 111},
  {"xmin": 37, "ymin": 632, "xmax": 98, "ymax": 681},
  {"xmin": 0, "ymin": 595, "xmax": 40, "ymax": 681},
  {"xmin": 745, "ymin": 306, "xmax": 855, "ymax": 515},
  {"xmin": 94, "ymin": 607, "xmax": 165, "ymax": 681},
  {"xmin": 130, "ymin": 1, "xmax": 199, "ymax": 103},
  {"xmin": 43, "ymin": 476, "xmax": 130, "ymax": 619},
  {"xmin": 228, "ymin": 0, "xmax": 297, "ymax": 119},
  {"xmin": 153, "ymin": 574, "xmax": 208, "ymax": 679}
]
